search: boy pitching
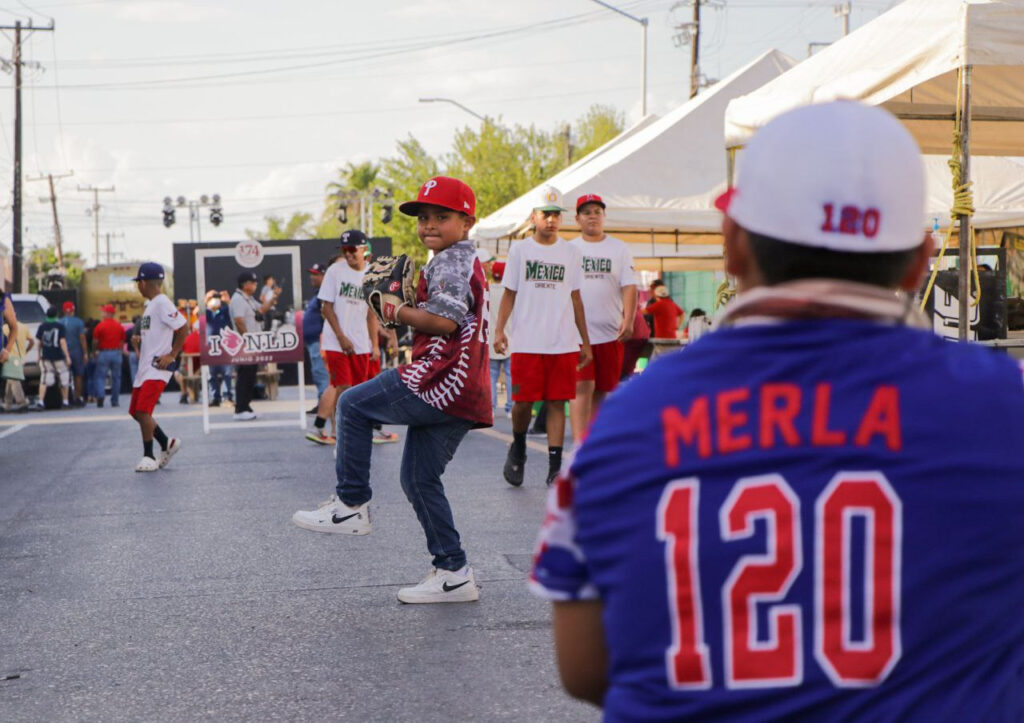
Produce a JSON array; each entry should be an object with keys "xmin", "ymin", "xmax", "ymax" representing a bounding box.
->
[
  {"xmin": 494, "ymin": 186, "xmax": 592, "ymax": 487},
  {"xmin": 567, "ymin": 193, "xmax": 637, "ymax": 440},
  {"xmin": 293, "ymin": 176, "xmax": 492, "ymax": 604},
  {"xmin": 306, "ymin": 230, "xmax": 379, "ymax": 446},
  {"xmin": 129, "ymin": 262, "xmax": 186, "ymax": 473}
]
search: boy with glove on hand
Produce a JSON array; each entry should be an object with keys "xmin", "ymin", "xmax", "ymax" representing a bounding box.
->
[{"xmin": 292, "ymin": 175, "xmax": 492, "ymax": 604}]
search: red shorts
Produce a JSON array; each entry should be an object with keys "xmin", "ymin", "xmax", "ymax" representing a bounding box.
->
[
  {"xmin": 577, "ymin": 340, "xmax": 625, "ymax": 393},
  {"xmin": 367, "ymin": 358, "xmax": 381, "ymax": 378},
  {"xmin": 324, "ymin": 351, "xmax": 370, "ymax": 388},
  {"xmin": 129, "ymin": 379, "xmax": 166, "ymax": 416},
  {"xmin": 510, "ymin": 352, "xmax": 578, "ymax": 402}
]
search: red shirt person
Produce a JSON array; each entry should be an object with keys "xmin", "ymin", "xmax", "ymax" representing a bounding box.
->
[
  {"xmin": 646, "ymin": 282, "xmax": 684, "ymax": 338},
  {"xmin": 91, "ymin": 304, "xmax": 126, "ymax": 408}
]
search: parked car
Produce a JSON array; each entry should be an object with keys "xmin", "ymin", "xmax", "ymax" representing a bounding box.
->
[{"xmin": 9, "ymin": 293, "xmax": 50, "ymax": 391}]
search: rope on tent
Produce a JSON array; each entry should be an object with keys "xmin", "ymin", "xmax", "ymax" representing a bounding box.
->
[{"xmin": 920, "ymin": 66, "xmax": 981, "ymax": 311}]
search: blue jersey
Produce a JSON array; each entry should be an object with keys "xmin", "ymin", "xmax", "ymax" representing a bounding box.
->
[{"xmin": 532, "ymin": 318, "xmax": 1024, "ymax": 722}]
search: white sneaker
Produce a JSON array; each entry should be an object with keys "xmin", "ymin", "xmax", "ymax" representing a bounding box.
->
[
  {"xmin": 397, "ymin": 566, "xmax": 480, "ymax": 604},
  {"xmin": 233, "ymin": 411, "xmax": 258, "ymax": 421},
  {"xmin": 159, "ymin": 438, "xmax": 181, "ymax": 468},
  {"xmin": 134, "ymin": 456, "xmax": 160, "ymax": 473},
  {"xmin": 291, "ymin": 494, "xmax": 370, "ymax": 535}
]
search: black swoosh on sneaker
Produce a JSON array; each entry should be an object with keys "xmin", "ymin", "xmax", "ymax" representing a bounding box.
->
[
  {"xmin": 442, "ymin": 580, "xmax": 471, "ymax": 592},
  {"xmin": 332, "ymin": 513, "xmax": 359, "ymax": 524}
]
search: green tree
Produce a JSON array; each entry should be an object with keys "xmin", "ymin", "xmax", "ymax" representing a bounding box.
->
[
  {"xmin": 378, "ymin": 135, "xmax": 439, "ymax": 263},
  {"xmin": 26, "ymin": 245, "xmax": 85, "ymax": 293},
  {"xmin": 244, "ymin": 211, "xmax": 315, "ymax": 241},
  {"xmin": 445, "ymin": 121, "xmax": 566, "ymax": 222},
  {"xmin": 324, "ymin": 160, "xmax": 381, "ymax": 234},
  {"xmin": 571, "ymin": 104, "xmax": 625, "ymax": 162}
]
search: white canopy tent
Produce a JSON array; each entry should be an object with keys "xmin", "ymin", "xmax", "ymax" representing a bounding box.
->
[
  {"xmin": 473, "ymin": 48, "xmax": 797, "ymax": 257},
  {"xmin": 724, "ymin": 0, "xmax": 1024, "ymax": 154},
  {"xmin": 724, "ymin": 0, "xmax": 1024, "ymax": 337},
  {"xmin": 926, "ymin": 156, "xmax": 1024, "ymax": 229}
]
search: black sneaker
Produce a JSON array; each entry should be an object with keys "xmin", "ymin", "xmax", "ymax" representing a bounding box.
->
[
  {"xmin": 503, "ymin": 446, "xmax": 526, "ymax": 487},
  {"xmin": 97, "ymin": 398, "xmax": 104, "ymax": 408},
  {"xmin": 210, "ymin": 399, "xmax": 221, "ymax": 407},
  {"xmin": 307, "ymin": 405, "xmax": 319, "ymax": 415},
  {"xmin": 546, "ymin": 467, "xmax": 559, "ymax": 486}
]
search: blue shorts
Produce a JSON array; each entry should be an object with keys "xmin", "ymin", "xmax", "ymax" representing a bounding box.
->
[{"xmin": 68, "ymin": 350, "xmax": 86, "ymax": 377}]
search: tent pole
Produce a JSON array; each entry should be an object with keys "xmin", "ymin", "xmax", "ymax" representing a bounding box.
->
[{"xmin": 957, "ymin": 65, "xmax": 972, "ymax": 341}]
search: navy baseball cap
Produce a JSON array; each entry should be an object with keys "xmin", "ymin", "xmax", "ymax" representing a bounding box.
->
[
  {"xmin": 308, "ymin": 263, "xmax": 327, "ymax": 274},
  {"xmin": 237, "ymin": 270, "xmax": 259, "ymax": 287},
  {"xmin": 132, "ymin": 262, "xmax": 165, "ymax": 281},
  {"xmin": 338, "ymin": 229, "xmax": 368, "ymax": 248}
]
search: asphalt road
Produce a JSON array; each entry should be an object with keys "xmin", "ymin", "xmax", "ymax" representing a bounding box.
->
[{"xmin": 0, "ymin": 390, "xmax": 593, "ymax": 722}]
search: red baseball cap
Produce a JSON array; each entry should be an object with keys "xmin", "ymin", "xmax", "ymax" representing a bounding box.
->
[
  {"xmin": 101, "ymin": 304, "xmax": 116, "ymax": 314},
  {"xmin": 576, "ymin": 193, "xmax": 606, "ymax": 212},
  {"xmin": 62, "ymin": 301, "xmax": 75, "ymax": 312},
  {"xmin": 399, "ymin": 176, "xmax": 476, "ymax": 217}
]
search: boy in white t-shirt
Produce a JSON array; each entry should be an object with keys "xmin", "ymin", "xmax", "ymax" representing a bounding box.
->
[
  {"xmin": 494, "ymin": 186, "xmax": 592, "ymax": 487},
  {"xmin": 568, "ymin": 193, "xmax": 637, "ymax": 440},
  {"xmin": 128, "ymin": 262, "xmax": 187, "ymax": 473},
  {"xmin": 306, "ymin": 229, "xmax": 379, "ymax": 445}
]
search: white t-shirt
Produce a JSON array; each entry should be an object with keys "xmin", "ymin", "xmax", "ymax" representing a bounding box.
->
[
  {"xmin": 318, "ymin": 261, "xmax": 371, "ymax": 355},
  {"xmin": 134, "ymin": 293, "xmax": 186, "ymax": 388},
  {"xmin": 488, "ymin": 282, "xmax": 508, "ymax": 361},
  {"xmin": 568, "ymin": 235, "xmax": 637, "ymax": 345},
  {"xmin": 503, "ymin": 237, "xmax": 583, "ymax": 355}
]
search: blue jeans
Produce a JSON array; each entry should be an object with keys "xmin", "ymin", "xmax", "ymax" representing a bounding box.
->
[
  {"xmin": 490, "ymin": 357, "xmax": 512, "ymax": 412},
  {"xmin": 128, "ymin": 351, "xmax": 138, "ymax": 385},
  {"xmin": 306, "ymin": 339, "xmax": 329, "ymax": 398},
  {"xmin": 95, "ymin": 350, "xmax": 123, "ymax": 404},
  {"xmin": 335, "ymin": 369, "xmax": 473, "ymax": 571},
  {"xmin": 208, "ymin": 364, "xmax": 232, "ymax": 401}
]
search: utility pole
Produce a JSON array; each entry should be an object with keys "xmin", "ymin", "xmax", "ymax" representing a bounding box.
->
[
  {"xmin": 690, "ymin": 0, "xmax": 701, "ymax": 99},
  {"xmin": 672, "ymin": 1, "xmax": 721, "ymax": 99},
  {"xmin": 78, "ymin": 184, "xmax": 115, "ymax": 266},
  {"xmin": 835, "ymin": 2, "xmax": 851, "ymax": 37},
  {"xmin": 103, "ymin": 231, "xmax": 125, "ymax": 265},
  {"xmin": 0, "ymin": 19, "xmax": 54, "ymax": 292},
  {"xmin": 28, "ymin": 170, "xmax": 73, "ymax": 274}
]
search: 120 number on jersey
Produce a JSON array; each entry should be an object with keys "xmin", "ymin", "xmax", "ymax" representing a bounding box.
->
[{"xmin": 657, "ymin": 472, "xmax": 901, "ymax": 689}]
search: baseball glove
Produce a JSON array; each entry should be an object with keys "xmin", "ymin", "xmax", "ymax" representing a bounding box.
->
[{"xmin": 362, "ymin": 254, "xmax": 416, "ymax": 328}]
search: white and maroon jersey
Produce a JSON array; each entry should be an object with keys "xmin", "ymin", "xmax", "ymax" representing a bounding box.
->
[
  {"xmin": 503, "ymin": 237, "xmax": 582, "ymax": 354},
  {"xmin": 399, "ymin": 240, "xmax": 492, "ymax": 427},
  {"xmin": 569, "ymin": 234, "xmax": 637, "ymax": 345},
  {"xmin": 318, "ymin": 261, "xmax": 371, "ymax": 355},
  {"xmin": 134, "ymin": 293, "xmax": 186, "ymax": 387}
]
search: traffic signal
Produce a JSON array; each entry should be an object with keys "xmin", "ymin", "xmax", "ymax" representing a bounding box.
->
[
  {"xmin": 337, "ymin": 201, "xmax": 349, "ymax": 225},
  {"xmin": 163, "ymin": 207, "xmax": 175, "ymax": 228},
  {"xmin": 381, "ymin": 202, "xmax": 393, "ymax": 225},
  {"xmin": 210, "ymin": 207, "xmax": 223, "ymax": 226}
]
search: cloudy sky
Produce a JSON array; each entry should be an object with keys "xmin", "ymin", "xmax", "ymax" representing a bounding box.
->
[{"xmin": 0, "ymin": 0, "xmax": 898, "ymax": 268}]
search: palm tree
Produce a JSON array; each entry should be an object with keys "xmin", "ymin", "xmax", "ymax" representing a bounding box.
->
[{"xmin": 324, "ymin": 161, "xmax": 380, "ymax": 232}]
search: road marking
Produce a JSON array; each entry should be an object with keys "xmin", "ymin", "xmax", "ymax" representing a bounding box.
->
[{"xmin": 0, "ymin": 423, "xmax": 27, "ymax": 439}]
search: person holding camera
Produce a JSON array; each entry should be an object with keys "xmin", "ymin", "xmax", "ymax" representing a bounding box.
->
[
  {"xmin": 230, "ymin": 270, "xmax": 279, "ymax": 421},
  {"xmin": 205, "ymin": 289, "xmax": 234, "ymax": 406}
]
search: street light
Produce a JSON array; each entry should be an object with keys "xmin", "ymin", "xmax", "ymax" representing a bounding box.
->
[
  {"xmin": 418, "ymin": 97, "xmax": 507, "ymax": 129},
  {"xmin": 590, "ymin": 0, "xmax": 648, "ymax": 116}
]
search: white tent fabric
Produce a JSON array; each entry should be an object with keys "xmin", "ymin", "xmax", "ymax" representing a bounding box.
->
[
  {"xmin": 926, "ymin": 156, "xmax": 1024, "ymax": 228},
  {"xmin": 473, "ymin": 49, "xmax": 797, "ymax": 241},
  {"xmin": 724, "ymin": 0, "xmax": 1024, "ymax": 155}
]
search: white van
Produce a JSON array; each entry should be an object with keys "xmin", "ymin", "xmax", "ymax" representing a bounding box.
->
[{"xmin": 9, "ymin": 293, "xmax": 51, "ymax": 387}]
